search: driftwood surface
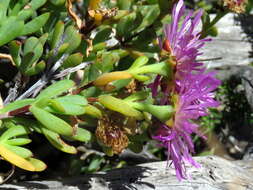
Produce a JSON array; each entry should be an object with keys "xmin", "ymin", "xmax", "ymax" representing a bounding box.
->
[
  {"xmin": 1, "ymin": 156, "xmax": 253, "ymax": 190},
  {"xmin": 1, "ymin": 13, "xmax": 253, "ymax": 190},
  {"xmin": 200, "ymin": 13, "xmax": 253, "ymax": 68}
]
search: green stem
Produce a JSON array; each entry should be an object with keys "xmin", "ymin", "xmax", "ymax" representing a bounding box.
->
[
  {"xmin": 130, "ymin": 102, "xmax": 174, "ymax": 122},
  {"xmin": 209, "ymin": 10, "xmax": 228, "ymax": 27},
  {"xmin": 201, "ymin": 10, "xmax": 228, "ymax": 38}
]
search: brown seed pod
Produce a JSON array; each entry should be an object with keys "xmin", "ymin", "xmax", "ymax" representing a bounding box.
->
[{"xmin": 96, "ymin": 117, "xmax": 129, "ymax": 154}]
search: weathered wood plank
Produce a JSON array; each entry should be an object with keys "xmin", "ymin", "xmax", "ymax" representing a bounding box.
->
[
  {"xmin": 200, "ymin": 13, "xmax": 253, "ymax": 68},
  {"xmin": 1, "ymin": 156, "xmax": 253, "ymax": 190}
]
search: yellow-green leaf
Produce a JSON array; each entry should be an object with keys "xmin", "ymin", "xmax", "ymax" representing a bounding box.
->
[
  {"xmin": 84, "ymin": 105, "xmax": 102, "ymax": 118},
  {"xmin": 26, "ymin": 158, "xmax": 47, "ymax": 172},
  {"xmin": 0, "ymin": 144, "xmax": 35, "ymax": 171},
  {"xmin": 98, "ymin": 95, "xmax": 143, "ymax": 120},
  {"xmin": 3, "ymin": 144, "xmax": 32, "ymax": 158}
]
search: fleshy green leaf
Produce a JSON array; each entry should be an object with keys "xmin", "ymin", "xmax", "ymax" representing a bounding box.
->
[
  {"xmin": 131, "ymin": 103, "xmax": 174, "ymax": 122},
  {"xmin": 41, "ymin": 128, "xmax": 77, "ymax": 154},
  {"xmin": 6, "ymin": 138, "xmax": 32, "ymax": 146},
  {"xmin": 55, "ymin": 95, "xmax": 87, "ymax": 106},
  {"xmin": 21, "ymin": 12, "xmax": 50, "ymax": 35},
  {"xmin": 69, "ymin": 127, "xmax": 92, "ymax": 142},
  {"xmin": 61, "ymin": 53, "xmax": 83, "ymax": 69},
  {"xmin": 63, "ymin": 25, "xmax": 82, "ymax": 53},
  {"xmin": 88, "ymin": 156, "xmax": 104, "ymax": 172},
  {"xmin": 44, "ymin": 95, "xmax": 87, "ymax": 115},
  {"xmin": 135, "ymin": 5, "xmax": 160, "ymax": 32},
  {"xmin": 3, "ymin": 144, "xmax": 33, "ymax": 158},
  {"xmin": 45, "ymin": 101, "xmax": 85, "ymax": 115},
  {"xmin": 8, "ymin": 0, "xmax": 28, "ymax": 17},
  {"xmin": 39, "ymin": 33, "xmax": 49, "ymax": 46},
  {"xmin": 116, "ymin": 12, "xmax": 142, "ymax": 38},
  {"xmin": 26, "ymin": 158, "xmax": 47, "ymax": 172},
  {"xmin": 9, "ymin": 40, "xmax": 22, "ymax": 67},
  {"xmin": 36, "ymin": 79, "xmax": 75, "ymax": 100},
  {"xmin": 124, "ymin": 92, "xmax": 149, "ymax": 102},
  {"xmin": 0, "ymin": 0, "xmax": 10, "ymax": 22},
  {"xmin": 98, "ymin": 95, "xmax": 143, "ymax": 120},
  {"xmin": 95, "ymin": 52, "xmax": 120, "ymax": 73},
  {"xmin": 0, "ymin": 144, "xmax": 35, "ymax": 171},
  {"xmin": 0, "ymin": 125, "xmax": 30, "ymax": 141},
  {"xmin": 29, "ymin": 105, "xmax": 74, "ymax": 136},
  {"xmin": 128, "ymin": 56, "xmax": 149, "ymax": 70},
  {"xmin": 21, "ymin": 37, "xmax": 43, "ymax": 73},
  {"xmin": 50, "ymin": 20, "xmax": 65, "ymax": 49},
  {"xmin": 84, "ymin": 104, "xmax": 102, "ymax": 118},
  {"xmin": 0, "ymin": 17, "xmax": 24, "ymax": 46},
  {"xmin": 23, "ymin": 37, "xmax": 42, "ymax": 57},
  {"xmin": 50, "ymin": 0, "xmax": 66, "ymax": 6},
  {"xmin": 131, "ymin": 74, "xmax": 150, "ymax": 81},
  {"xmin": 25, "ymin": 60, "xmax": 46, "ymax": 76},
  {"xmin": 0, "ymin": 99, "xmax": 34, "ymax": 114},
  {"xmin": 117, "ymin": 0, "xmax": 132, "ymax": 10},
  {"xmin": 30, "ymin": 0, "xmax": 47, "ymax": 10},
  {"xmin": 17, "ymin": 8, "xmax": 33, "ymax": 21},
  {"xmin": 8, "ymin": 117, "xmax": 43, "ymax": 134},
  {"xmin": 93, "ymin": 26, "xmax": 112, "ymax": 44}
]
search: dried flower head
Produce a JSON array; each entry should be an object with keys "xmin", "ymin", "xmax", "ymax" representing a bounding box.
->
[
  {"xmin": 223, "ymin": 0, "xmax": 248, "ymax": 13},
  {"xmin": 96, "ymin": 116, "xmax": 129, "ymax": 154}
]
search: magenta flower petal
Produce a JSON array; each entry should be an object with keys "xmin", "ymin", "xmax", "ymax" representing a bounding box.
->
[{"xmin": 151, "ymin": 0, "xmax": 221, "ymax": 180}]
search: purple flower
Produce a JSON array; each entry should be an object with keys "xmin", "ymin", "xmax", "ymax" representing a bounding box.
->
[
  {"xmin": 153, "ymin": 73, "xmax": 220, "ymax": 180},
  {"xmin": 150, "ymin": 0, "xmax": 221, "ymax": 180},
  {"xmin": 150, "ymin": 0, "xmax": 211, "ymax": 102},
  {"xmin": 161, "ymin": 0, "xmax": 210, "ymax": 78}
]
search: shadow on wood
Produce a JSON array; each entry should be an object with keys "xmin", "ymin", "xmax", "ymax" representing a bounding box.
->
[{"xmin": 2, "ymin": 156, "xmax": 253, "ymax": 190}]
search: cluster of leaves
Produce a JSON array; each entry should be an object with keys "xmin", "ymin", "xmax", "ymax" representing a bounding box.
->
[
  {"xmin": 0, "ymin": 0, "xmax": 250, "ymax": 178},
  {"xmin": 0, "ymin": 0, "xmax": 175, "ymax": 173}
]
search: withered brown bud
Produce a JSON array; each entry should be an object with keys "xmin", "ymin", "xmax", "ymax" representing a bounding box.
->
[
  {"xmin": 223, "ymin": 0, "xmax": 248, "ymax": 13},
  {"xmin": 96, "ymin": 117, "xmax": 129, "ymax": 154}
]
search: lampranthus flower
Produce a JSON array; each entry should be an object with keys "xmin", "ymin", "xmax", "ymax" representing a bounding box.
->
[
  {"xmin": 223, "ymin": 0, "xmax": 248, "ymax": 13},
  {"xmin": 150, "ymin": 0, "xmax": 211, "ymax": 100},
  {"xmin": 151, "ymin": 0, "xmax": 209, "ymax": 101},
  {"xmin": 161, "ymin": 0, "xmax": 210, "ymax": 79},
  {"xmin": 153, "ymin": 73, "xmax": 220, "ymax": 180},
  {"xmin": 150, "ymin": 0, "xmax": 221, "ymax": 180}
]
